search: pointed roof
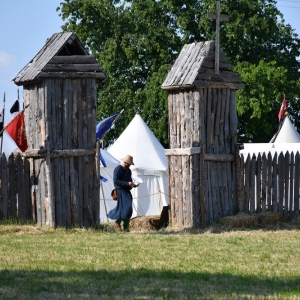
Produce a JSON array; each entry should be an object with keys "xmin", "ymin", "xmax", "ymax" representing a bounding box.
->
[
  {"xmin": 161, "ymin": 41, "xmax": 243, "ymax": 90},
  {"xmin": 272, "ymin": 117, "xmax": 300, "ymax": 143},
  {"xmin": 108, "ymin": 114, "xmax": 167, "ymax": 171},
  {"xmin": 13, "ymin": 32, "xmax": 106, "ymax": 86}
]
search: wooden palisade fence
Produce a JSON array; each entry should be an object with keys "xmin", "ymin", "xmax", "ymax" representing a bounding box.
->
[
  {"xmin": 1, "ymin": 149, "xmax": 300, "ymax": 224},
  {"xmin": 0, "ymin": 153, "xmax": 32, "ymax": 222},
  {"xmin": 237, "ymin": 151, "xmax": 300, "ymax": 221}
]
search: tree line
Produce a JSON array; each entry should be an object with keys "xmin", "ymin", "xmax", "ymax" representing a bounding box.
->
[{"xmin": 57, "ymin": 0, "xmax": 300, "ymax": 146}]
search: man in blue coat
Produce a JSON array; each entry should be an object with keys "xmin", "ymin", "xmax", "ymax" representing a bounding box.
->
[{"xmin": 107, "ymin": 155, "xmax": 138, "ymax": 232}]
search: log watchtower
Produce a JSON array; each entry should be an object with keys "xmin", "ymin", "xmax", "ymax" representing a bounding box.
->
[
  {"xmin": 13, "ymin": 32, "xmax": 107, "ymax": 227},
  {"xmin": 162, "ymin": 41, "xmax": 243, "ymax": 227}
]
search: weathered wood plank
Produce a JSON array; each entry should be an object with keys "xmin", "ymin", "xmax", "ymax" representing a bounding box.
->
[
  {"xmin": 38, "ymin": 72, "xmax": 106, "ymax": 80},
  {"xmin": 194, "ymin": 80, "xmax": 244, "ymax": 90},
  {"xmin": 289, "ymin": 152, "xmax": 294, "ymax": 219},
  {"xmin": 21, "ymin": 149, "xmax": 96, "ymax": 158},
  {"xmin": 261, "ymin": 153, "xmax": 267, "ymax": 212},
  {"xmin": 49, "ymin": 55, "xmax": 98, "ymax": 64},
  {"xmin": 256, "ymin": 154, "xmax": 262, "ymax": 213},
  {"xmin": 165, "ymin": 147, "xmax": 201, "ymax": 156},
  {"xmin": 278, "ymin": 153, "xmax": 285, "ymax": 215},
  {"xmin": 284, "ymin": 152, "xmax": 290, "ymax": 221},
  {"xmin": 204, "ymin": 154, "xmax": 235, "ymax": 161},
  {"xmin": 243, "ymin": 154, "xmax": 251, "ymax": 213},
  {"xmin": 0, "ymin": 154, "xmax": 8, "ymax": 219},
  {"xmin": 272, "ymin": 153, "xmax": 278, "ymax": 213},
  {"xmin": 8, "ymin": 154, "xmax": 17, "ymax": 218},
  {"xmin": 16, "ymin": 154, "xmax": 26, "ymax": 220},
  {"xmin": 43, "ymin": 64, "xmax": 103, "ymax": 72},
  {"xmin": 249, "ymin": 156, "xmax": 256, "ymax": 213},
  {"xmin": 294, "ymin": 152, "xmax": 300, "ymax": 214}
]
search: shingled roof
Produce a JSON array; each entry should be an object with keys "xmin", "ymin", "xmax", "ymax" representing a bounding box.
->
[
  {"xmin": 13, "ymin": 32, "xmax": 107, "ymax": 86},
  {"xmin": 162, "ymin": 41, "xmax": 243, "ymax": 90}
]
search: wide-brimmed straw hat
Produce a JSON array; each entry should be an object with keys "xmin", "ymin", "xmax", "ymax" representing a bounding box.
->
[{"xmin": 121, "ymin": 155, "xmax": 134, "ymax": 165}]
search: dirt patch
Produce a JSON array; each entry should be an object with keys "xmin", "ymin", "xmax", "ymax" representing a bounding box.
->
[
  {"xmin": 130, "ymin": 215, "xmax": 161, "ymax": 230},
  {"xmin": 219, "ymin": 212, "xmax": 284, "ymax": 228}
]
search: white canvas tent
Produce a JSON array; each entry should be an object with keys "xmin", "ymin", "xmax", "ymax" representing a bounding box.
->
[
  {"xmin": 240, "ymin": 116, "xmax": 300, "ymax": 157},
  {"xmin": 271, "ymin": 116, "xmax": 300, "ymax": 143},
  {"xmin": 108, "ymin": 113, "xmax": 168, "ymax": 218}
]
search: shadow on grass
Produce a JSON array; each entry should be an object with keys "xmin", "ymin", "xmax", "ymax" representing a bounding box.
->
[{"xmin": 0, "ymin": 269, "xmax": 299, "ymax": 299}]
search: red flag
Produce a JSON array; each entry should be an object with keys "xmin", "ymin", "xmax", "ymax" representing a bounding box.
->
[
  {"xmin": 5, "ymin": 110, "xmax": 28, "ymax": 152},
  {"xmin": 278, "ymin": 95, "xmax": 287, "ymax": 121}
]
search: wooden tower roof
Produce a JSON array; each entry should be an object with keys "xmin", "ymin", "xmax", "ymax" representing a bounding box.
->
[
  {"xmin": 13, "ymin": 32, "xmax": 107, "ymax": 86},
  {"xmin": 161, "ymin": 41, "xmax": 243, "ymax": 90}
]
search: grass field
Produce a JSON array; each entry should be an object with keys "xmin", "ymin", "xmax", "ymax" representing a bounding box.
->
[{"xmin": 0, "ymin": 223, "xmax": 300, "ymax": 300}]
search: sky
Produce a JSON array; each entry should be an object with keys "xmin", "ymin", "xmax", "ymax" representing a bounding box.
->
[{"xmin": 0, "ymin": 0, "xmax": 299, "ymax": 156}]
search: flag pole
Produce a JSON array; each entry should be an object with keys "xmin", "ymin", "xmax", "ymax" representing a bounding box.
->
[
  {"xmin": 0, "ymin": 93, "xmax": 6, "ymax": 155},
  {"xmin": 101, "ymin": 109, "xmax": 124, "ymax": 141}
]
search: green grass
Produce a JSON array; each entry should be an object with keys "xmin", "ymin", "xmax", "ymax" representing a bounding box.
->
[{"xmin": 0, "ymin": 224, "xmax": 300, "ymax": 299}]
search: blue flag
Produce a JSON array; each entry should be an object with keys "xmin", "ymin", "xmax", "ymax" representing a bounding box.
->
[
  {"xmin": 100, "ymin": 153, "xmax": 107, "ymax": 167},
  {"xmin": 100, "ymin": 175, "xmax": 108, "ymax": 182},
  {"xmin": 96, "ymin": 113, "xmax": 120, "ymax": 140}
]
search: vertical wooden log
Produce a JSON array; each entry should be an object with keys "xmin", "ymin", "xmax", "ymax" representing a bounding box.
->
[
  {"xmin": 176, "ymin": 93, "xmax": 181, "ymax": 148},
  {"xmin": 294, "ymin": 152, "xmax": 300, "ymax": 215},
  {"xmin": 62, "ymin": 79, "xmax": 71, "ymax": 226},
  {"xmin": 206, "ymin": 88, "xmax": 212, "ymax": 153},
  {"xmin": 199, "ymin": 89, "xmax": 206, "ymax": 226},
  {"xmin": 224, "ymin": 89, "xmax": 230, "ymax": 154},
  {"xmin": 94, "ymin": 141, "xmax": 101, "ymax": 225},
  {"xmin": 289, "ymin": 152, "xmax": 294, "ymax": 219},
  {"xmin": 256, "ymin": 153, "xmax": 262, "ymax": 213},
  {"xmin": 235, "ymin": 147, "xmax": 243, "ymax": 214},
  {"xmin": 218, "ymin": 89, "xmax": 226, "ymax": 153},
  {"xmin": 76, "ymin": 81, "xmax": 83, "ymax": 226},
  {"xmin": 272, "ymin": 153, "xmax": 278, "ymax": 213},
  {"xmin": 45, "ymin": 140, "xmax": 54, "ymax": 227},
  {"xmin": 261, "ymin": 153, "xmax": 267, "ymax": 212},
  {"xmin": 230, "ymin": 90, "xmax": 238, "ymax": 153},
  {"xmin": 192, "ymin": 153, "xmax": 201, "ymax": 226},
  {"xmin": 88, "ymin": 156, "xmax": 95, "ymax": 225},
  {"xmin": 284, "ymin": 152, "xmax": 290, "ymax": 221},
  {"xmin": 41, "ymin": 161, "xmax": 47, "ymax": 226},
  {"xmin": 249, "ymin": 155, "xmax": 256, "ymax": 213},
  {"xmin": 23, "ymin": 157, "xmax": 32, "ymax": 220},
  {"xmin": 278, "ymin": 153, "xmax": 285, "ymax": 215},
  {"xmin": 17, "ymin": 154, "xmax": 25, "ymax": 220},
  {"xmin": 192, "ymin": 90, "xmax": 200, "ymax": 146},
  {"xmin": 8, "ymin": 154, "xmax": 17, "ymax": 219},
  {"xmin": 243, "ymin": 154, "xmax": 251, "ymax": 213},
  {"xmin": 45, "ymin": 80, "xmax": 55, "ymax": 227},
  {"xmin": 267, "ymin": 152, "xmax": 272, "ymax": 211},
  {"xmin": 0, "ymin": 154, "xmax": 8, "ymax": 220},
  {"xmin": 29, "ymin": 158, "xmax": 36, "ymax": 223}
]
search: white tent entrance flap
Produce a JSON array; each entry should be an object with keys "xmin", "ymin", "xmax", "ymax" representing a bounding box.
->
[{"xmin": 107, "ymin": 113, "xmax": 169, "ymax": 220}]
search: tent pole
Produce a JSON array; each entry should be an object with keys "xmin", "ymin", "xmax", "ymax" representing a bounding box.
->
[
  {"xmin": 158, "ymin": 189, "xmax": 162, "ymax": 212},
  {"xmin": 100, "ymin": 179, "xmax": 109, "ymax": 222}
]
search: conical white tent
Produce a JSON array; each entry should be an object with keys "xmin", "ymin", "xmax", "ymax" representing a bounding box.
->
[
  {"xmin": 240, "ymin": 117, "xmax": 300, "ymax": 158},
  {"xmin": 108, "ymin": 113, "xmax": 168, "ymax": 218},
  {"xmin": 272, "ymin": 117, "xmax": 300, "ymax": 143}
]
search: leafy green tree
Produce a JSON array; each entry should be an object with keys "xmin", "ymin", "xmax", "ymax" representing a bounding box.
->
[
  {"xmin": 58, "ymin": 0, "xmax": 300, "ymax": 146},
  {"xmin": 235, "ymin": 60, "xmax": 300, "ymax": 142}
]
